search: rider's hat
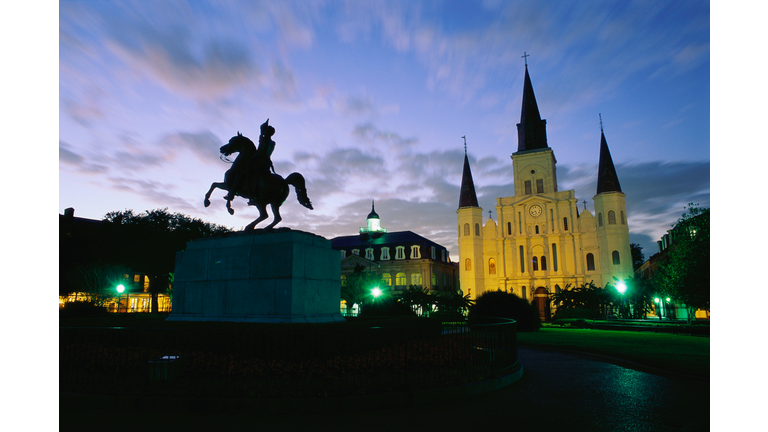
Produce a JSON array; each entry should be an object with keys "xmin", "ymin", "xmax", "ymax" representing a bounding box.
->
[{"xmin": 260, "ymin": 118, "xmax": 275, "ymax": 138}]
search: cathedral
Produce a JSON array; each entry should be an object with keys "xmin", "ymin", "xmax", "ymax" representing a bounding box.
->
[{"xmin": 457, "ymin": 64, "xmax": 633, "ymax": 320}]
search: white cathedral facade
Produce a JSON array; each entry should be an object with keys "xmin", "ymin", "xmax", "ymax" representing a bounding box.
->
[{"xmin": 457, "ymin": 64, "xmax": 633, "ymax": 320}]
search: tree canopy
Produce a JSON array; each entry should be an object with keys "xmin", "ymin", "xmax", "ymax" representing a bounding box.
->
[{"xmin": 653, "ymin": 203, "xmax": 710, "ymax": 318}]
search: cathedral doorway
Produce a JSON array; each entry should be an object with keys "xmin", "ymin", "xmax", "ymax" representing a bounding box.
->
[{"xmin": 534, "ymin": 287, "xmax": 550, "ymax": 321}]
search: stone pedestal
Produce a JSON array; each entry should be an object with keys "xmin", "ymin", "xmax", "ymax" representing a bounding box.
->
[{"xmin": 166, "ymin": 229, "xmax": 344, "ymax": 323}]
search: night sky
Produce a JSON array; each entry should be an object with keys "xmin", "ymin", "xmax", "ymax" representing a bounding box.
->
[{"xmin": 55, "ymin": 0, "xmax": 710, "ymax": 261}]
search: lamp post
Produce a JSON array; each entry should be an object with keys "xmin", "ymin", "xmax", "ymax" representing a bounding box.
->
[
  {"xmin": 116, "ymin": 284, "xmax": 125, "ymax": 314},
  {"xmin": 615, "ymin": 281, "xmax": 627, "ymax": 319},
  {"xmin": 654, "ymin": 297, "xmax": 662, "ymax": 320}
]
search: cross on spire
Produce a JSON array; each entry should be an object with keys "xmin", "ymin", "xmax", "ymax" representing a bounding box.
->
[
  {"xmin": 521, "ymin": 52, "xmax": 530, "ymax": 66},
  {"xmin": 488, "ymin": 210, "xmax": 493, "ymax": 220},
  {"xmin": 462, "ymin": 135, "xmax": 467, "ymax": 153},
  {"xmin": 583, "ymin": 200, "xmax": 587, "ymax": 210},
  {"xmin": 599, "ymin": 113, "xmax": 604, "ymax": 132}
]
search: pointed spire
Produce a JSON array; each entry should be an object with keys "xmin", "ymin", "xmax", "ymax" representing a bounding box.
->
[
  {"xmin": 596, "ymin": 117, "xmax": 622, "ymax": 194},
  {"xmin": 516, "ymin": 63, "xmax": 548, "ymax": 152},
  {"xmin": 458, "ymin": 142, "xmax": 479, "ymax": 209},
  {"xmin": 367, "ymin": 200, "xmax": 379, "ymax": 220}
]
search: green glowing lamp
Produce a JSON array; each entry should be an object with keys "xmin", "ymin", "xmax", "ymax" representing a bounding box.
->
[
  {"xmin": 615, "ymin": 281, "xmax": 627, "ymax": 295},
  {"xmin": 116, "ymin": 284, "xmax": 125, "ymax": 293},
  {"xmin": 371, "ymin": 287, "xmax": 382, "ymax": 298}
]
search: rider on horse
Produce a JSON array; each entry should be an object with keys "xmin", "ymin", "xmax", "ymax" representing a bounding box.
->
[{"xmin": 223, "ymin": 119, "xmax": 277, "ymax": 202}]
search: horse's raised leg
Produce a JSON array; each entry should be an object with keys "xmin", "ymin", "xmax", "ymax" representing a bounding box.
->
[
  {"xmin": 226, "ymin": 199, "xmax": 234, "ymax": 215},
  {"xmin": 204, "ymin": 182, "xmax": 227, "ymax": 208},
  {"xmin": 244, "ymin": 202, "xmax": 269, "ymax": 231},
  {"xmin": 264, "ymin": 203, "xmax": 282, "ymax": 230}
]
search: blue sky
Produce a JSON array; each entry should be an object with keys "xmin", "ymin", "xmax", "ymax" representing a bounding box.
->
[{"xmin": 55, "ymin": 0, "xmax": 710, "ymax": 262}]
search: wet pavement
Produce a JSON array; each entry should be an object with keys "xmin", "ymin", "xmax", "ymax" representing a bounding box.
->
[{"xmin": 61, "ymin": 347, "xmax": 710, "ymax": 431}]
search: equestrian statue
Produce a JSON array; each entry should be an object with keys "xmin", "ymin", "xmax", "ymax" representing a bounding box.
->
[{"xmin": 204, "ymin": 119, "xmax": 313, "ymax": 230}]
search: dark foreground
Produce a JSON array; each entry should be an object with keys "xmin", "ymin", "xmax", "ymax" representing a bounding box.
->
[{"xmin": 60, "ymin": 347, "xmax": 709, "ymax": 432}]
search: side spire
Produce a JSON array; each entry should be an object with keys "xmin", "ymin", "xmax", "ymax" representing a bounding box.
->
[
  {"xmin": 596, "ymin": 115, "xmax": 623, "ymax": 194},
  {"xmin": 516, "ymin": 60, "xmax": 548, "ymax": 152},
  {"xmin": 458, "ymin": 137, "xmax": 479, "ymax": 209}
]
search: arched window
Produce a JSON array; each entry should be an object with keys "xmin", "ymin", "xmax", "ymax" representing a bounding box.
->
[
  {"xmin": 432, "ymin": 272, "xmax": 437, "ymax": 286},
  {"xmin": 522, "ymin": 286, "xmax": 527, "ymax": 299},
  {"xmin": 381, "ymin": 273, "xmax": 392, "ymax": 286},
  {"xmin": 535, "ymin": 225, "xmax": 540, "ymax": 234},
  {"xmin": 563, "ymin": 217, "xmax": 568, "ymax": 231},
  {"xmin": 395, "ymin": 272, "xmax": 407, "ymax": 286},
  {"xmin": 519, "ymin": 246, "xmax": 525, "ymax": 273},
  {"xmin": 465, "ymin": 258, "xmax": 471, "ymax": 271},
  {"xmin": 541, "ymin": 256, "xmax": 547, "ymax": 271},
  {"xmin": 395, "ymin": 246, "xmax": 405, "ymax": 260},
  {"xmin": 608, "ymin": 210, "xmax": 616, "ymax": 225},
  {"xmin": 532, "ymin": 256, "xmax": 539, "ymax": 271},
  {"xmin": 365, "ymin": 248, "xmax": 374, "ymax": 260},
  {"xmin": 411, "ymin": 245, "xmax": 421, "ymax": 259},
  {"xmin": 586, "ymin": 253, "xmax": 595, "ymax": 271},
  {"xmin": 380, "ymin": 247, "xmax": 390, "ymax": 260},
  {"xmin": 475, "ymin": 223, "xmax": 480, "ymax": 236},
  {"xmin": 612, "ymin": 250, "xmax": 620, "ymax": 265},
  {"xmin": 411, "ymin": 272, "xmax": 422, "ymax": 285},
  {"xmin": 489, "ymin": 258, "xmax": 496, "ymax": 274},
  {"xmin": 598, "ymin": 213, "xmax": 603, "ymax": 227},
  {"xmin": 463, "ymin": 223, "xmax": 470, "ymax": 236},
  {"xmin": 507, "ymin": 222, "xmax": 512, "ymax": 235},
  {"xmin": 621, "ymin": 211, "xmax": 626, "ymax": 224}
]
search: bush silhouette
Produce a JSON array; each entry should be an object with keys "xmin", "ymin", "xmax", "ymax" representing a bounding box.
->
[{"xmin": 468, "ymin": 290, "xmax": 541, "ymax": 332}]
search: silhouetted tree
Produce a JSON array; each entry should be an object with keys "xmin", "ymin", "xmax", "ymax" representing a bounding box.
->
[
  {"xmin": 654, "ymin": 203, "xmax": 710, "ymax": 323},
  {"xmin": 631, "ymin": 243, "xmax": 645, "ymax": 271},
  {"xmin": 341, "ymin": 264, "xmax": 379, "ymax": 314}
]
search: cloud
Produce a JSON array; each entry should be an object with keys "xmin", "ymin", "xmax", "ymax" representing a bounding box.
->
[{"xmin": 351, "ymin": 123, "xmax": 417, "ymax": 150}]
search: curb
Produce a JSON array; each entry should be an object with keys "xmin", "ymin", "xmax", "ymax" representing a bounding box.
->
[{"xmin": 518, "ymin": 344, "xmax": 708, "ymax": 382}]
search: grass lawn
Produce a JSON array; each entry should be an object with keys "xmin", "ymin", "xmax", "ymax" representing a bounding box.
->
[{"xmin": 516, "ymin": 327, "xmax": 709, "ymax": 378}]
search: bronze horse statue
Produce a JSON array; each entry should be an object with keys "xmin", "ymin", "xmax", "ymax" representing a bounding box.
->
[{"xmin": 204, "ymin": 132, "xmax": 313, "ymax": 230}]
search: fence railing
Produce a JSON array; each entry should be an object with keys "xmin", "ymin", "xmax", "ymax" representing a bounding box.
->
[{"xmin": 60, "ymin": 317, "xmax": 518, "ymax": 398}]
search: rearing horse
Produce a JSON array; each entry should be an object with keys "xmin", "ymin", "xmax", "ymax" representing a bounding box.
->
[{"xmin": 204, "ymin": 133, "xmax": 313, "ymax": 230}]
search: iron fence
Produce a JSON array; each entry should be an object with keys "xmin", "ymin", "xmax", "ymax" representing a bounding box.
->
[{"xmin": 60, "ymin": 317, "xmax": 518, "ymax": 398}]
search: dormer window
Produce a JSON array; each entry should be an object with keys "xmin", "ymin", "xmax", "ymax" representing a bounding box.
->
[
  {"xmin": 431, "ymin": 246, "xmax": 436, "ymax": 260},
  {"xmin": 395, "ymin": 246, "xmax": 405, "ymax": 260},
  {"xmin": 365, "ymin": 248, "xmax": 374, "ymax": 260},
  {"xmin": 381, "ymin": 247, "xmax": 390, "ymax": 260},
  {"xmin": 411, "ymin": 245, "xmax": 421, "ymax": 259},
  {"xmin": 352, "ymin": 249, "xmax": 360, "ymax": 256},
  {"xmin": 340, "ymin": 250, "xmax": 346, "ymax": 259}
]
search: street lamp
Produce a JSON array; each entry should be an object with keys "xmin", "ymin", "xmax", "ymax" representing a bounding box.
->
[
  {"xmin": 654, "ymin": 297, "xmax": 662, "ymax": 320},
  {"xmin": 371, "ymin": 287, "xmax": 382, "ymax": 299},
  {"xmin": 116, "ymin": 284, "xmax": 125, "ymax": 314},
  {"xmin": 615, "ymin": 281, "xmax": 627, "ymax": 319}
]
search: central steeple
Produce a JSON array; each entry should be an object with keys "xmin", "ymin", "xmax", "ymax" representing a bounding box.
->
[
  {"xmin": 516, "ymin": 64, "xmax": 548, "ymax": 152},
  {"xmin": 458, "ymin": 144, "xmax": 479, "ymax": 209}
]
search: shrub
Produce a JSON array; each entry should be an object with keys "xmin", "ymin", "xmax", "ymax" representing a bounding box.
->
[
  {"xmin": 468, "ymin": 290, "xmax": 541, "ymax": 332},
  {"xmin": 359, "ymin": 298, "xmax": 417, "ymax": 318},
  {"xmin": 551, "ymin": 307, "xmax": 602, "ymax": 321},
  {"xmin": 59, "ymin": 300, "xmax": 110, "ymax": 318}
]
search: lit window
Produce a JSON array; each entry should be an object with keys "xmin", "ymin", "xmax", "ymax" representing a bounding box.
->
[
  {"xmin": 411, "ymin": 245, "xmax": 421, "ymax": 259},
  {"xmin": 489, "ymin": 258, "xmax": 496, "ymax": 275},
  {"xmin": 395, "ymin": 246, "xmax": 405, "ymax": 260},
  {"xmin": 341, "ymin": 275, "xmax": 347, "ymax": 286},
  {"xmin": 411, "ymin": 272, "xmax": 422, "ymax": 285},
  {"xmin": 381, "ymin": 247, "xmax": 390, "ymax": 260},
  {"xmin": 586, "ymin": 253, "xmax": 595, "ymax": 271},
  {"xmin": 608, "ymin": 210, "xmax": 616, "ymax": 225},
  {"xmin": 612, "ymin": 250, "xmax": 620, "ymax": 265},
  {"xmin": 365, "ymin": 248, "xmax": 374, "ymax": 260},
  {"xmin": 432, "ymin": 272, "xmax": 437, "ymax": 286},
  {"xmin": 396, "ymin": 272, "xmax": 407, "ymax": 286},
  {"xmin": 381, "ymin": 273, "xmax": 392, "ymax": 286}
]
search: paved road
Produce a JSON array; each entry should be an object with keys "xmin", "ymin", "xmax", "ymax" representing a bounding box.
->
[{"xmin": 61, "ymin": 347, "xmax": 710, "ymax": 432}]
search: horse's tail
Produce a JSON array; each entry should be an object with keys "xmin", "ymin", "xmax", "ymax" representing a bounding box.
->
[{"xmin": 285, "ymin": 172, "xmax": 313, "ymax": 210}]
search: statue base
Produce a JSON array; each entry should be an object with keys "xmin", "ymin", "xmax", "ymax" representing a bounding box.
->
[{"xmin": 166, "ymin": 229, "xmax": 344, "ymax": 323}]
